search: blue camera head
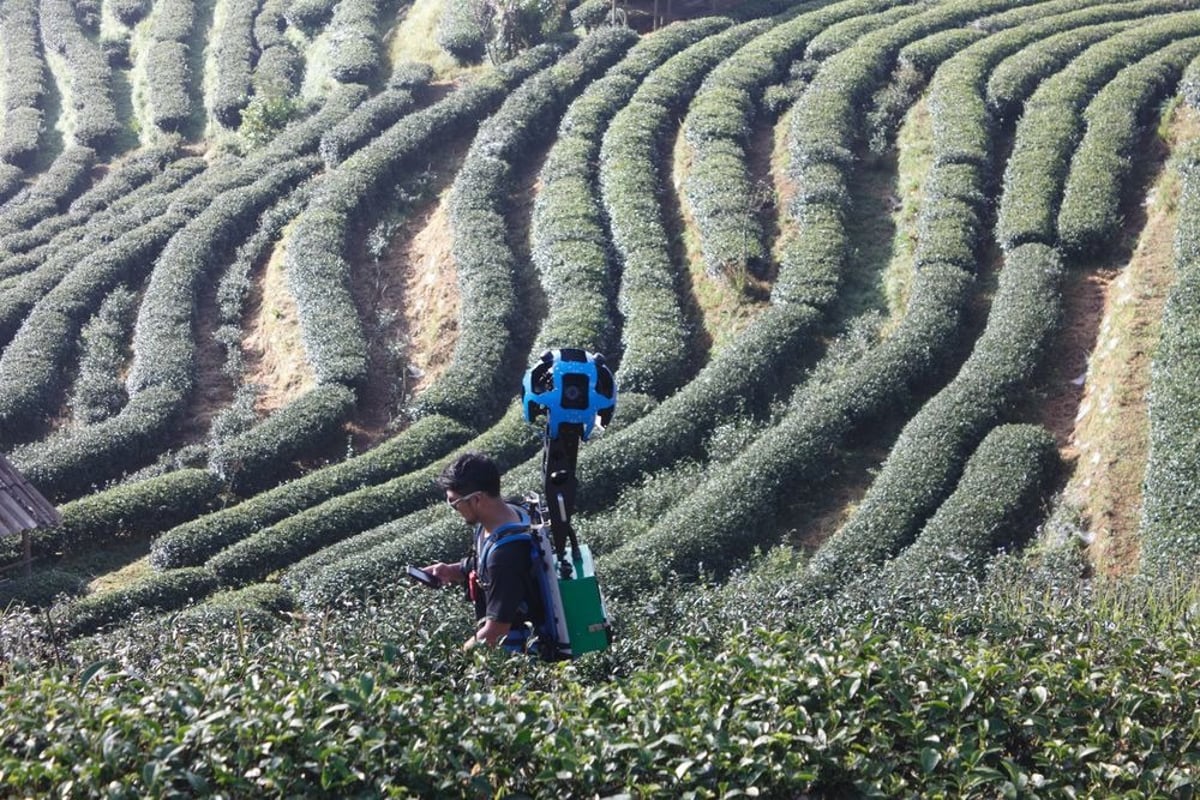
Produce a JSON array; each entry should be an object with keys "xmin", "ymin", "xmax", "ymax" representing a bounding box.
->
[{"xmin": 522, "ymin": 349, "xmax": 616, "ymax": 440}]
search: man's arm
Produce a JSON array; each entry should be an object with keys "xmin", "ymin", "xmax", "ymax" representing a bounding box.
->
[{"xmin": 463, "ymin": 618, "xmax": 513, "ymax": 651}]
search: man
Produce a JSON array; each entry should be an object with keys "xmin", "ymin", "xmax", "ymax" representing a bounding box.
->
[{"xmin": 423, "ymin": 452, "xmax": 544, "ymax": 654}]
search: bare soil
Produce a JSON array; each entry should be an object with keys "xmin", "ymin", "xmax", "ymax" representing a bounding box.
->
[{"xmin": 241, "ymin": 242, "xmax": 317, "ymax": 415}]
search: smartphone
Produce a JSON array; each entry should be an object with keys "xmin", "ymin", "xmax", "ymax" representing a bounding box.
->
[{"xmin": 406, "ymin": 565, "xmax": 441, "ymax": 588}]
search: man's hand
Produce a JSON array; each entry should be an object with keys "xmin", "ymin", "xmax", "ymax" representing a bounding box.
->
[{"xmin": 425, "ymin": 562, "xmax": 465, "ymax": 585}]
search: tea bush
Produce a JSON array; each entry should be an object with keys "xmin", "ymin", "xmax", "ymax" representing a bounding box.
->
[
  {"xmin": 0, "ymin": 0, "xmax": 46, "ymax": 167},
  {"xmin": 0, "ymin": 146, "xmax": 96, "ymax": 238},
  {"xmin": 601, "ymin": 19, "xmax": 774, "ymax": 399},
  {"xmin": 995, "ymin": 12, "xmax": 1200, "ymax": 250},
  {"xmin": 1140, "ymin": 140, "xmax": 1200, "ymax": 578},
  {"xmin": 66, "ymin": 287, "xmax": 137, "ymax": 425},
  {"xmin": 414, "ymin": 29, "xmax": 635, "ymax": 428},
  {"xmin": 38, "ymin": 0, "xmax": 119, "ymax": 146},
  {"xmin": 209, "ymin": 0, "xmax": 260, "ymax": 127},
  {"xmin": 327, "ymin": 0, "xmax": 383, "ymax": 83},
  {"xmin": 436, "ymin": 0, "xmax": 486, "ymax": 63},
  {"xmin": 532, "ymin": 19, "xmax": 726, "ymax": 356},
  {"xmin": 1057, "ymin": 37, "xmax": 1200, "ymax": 258},
  {"xmin": 154, "ymin": 413, "xmax": 473, "ymax": 568},
  {"xmin": 59, "ymin": 566, "xmax": 220, "ymax": 637}
]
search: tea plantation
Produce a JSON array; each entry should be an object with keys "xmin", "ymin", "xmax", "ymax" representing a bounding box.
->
[{"xmin": 2, "ymin": 0, "xmax": 1200, "ymax": 795}]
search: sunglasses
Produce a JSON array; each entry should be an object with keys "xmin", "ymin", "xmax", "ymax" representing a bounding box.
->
[{"xmin": 447, "ymin": 491, "xmax": 480, "ymax": 509}]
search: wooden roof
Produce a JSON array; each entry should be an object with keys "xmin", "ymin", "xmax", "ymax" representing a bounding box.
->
[{"xmin": 0, "ymin": 453, "xmax": 60, "ymax": 538}]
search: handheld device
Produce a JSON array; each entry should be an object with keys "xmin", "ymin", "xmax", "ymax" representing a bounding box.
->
[{"xmin": 406, "ymin": 565, "xmax": 441, "ymax": 588}]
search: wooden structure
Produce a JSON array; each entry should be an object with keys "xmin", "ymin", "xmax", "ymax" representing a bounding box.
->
[{"xmin": 0, "ymin": 454, "xmax": 60, "ymax": 578}]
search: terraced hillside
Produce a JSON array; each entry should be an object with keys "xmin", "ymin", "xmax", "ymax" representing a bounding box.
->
[{"xmin": 2, "ymin": 0, "xmax": 1200, "ymax": 793}]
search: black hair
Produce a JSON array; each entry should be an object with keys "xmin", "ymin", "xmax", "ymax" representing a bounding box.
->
[{"xmin": 435, "ymin": 451, "xmax": 501, "ymax": 497}]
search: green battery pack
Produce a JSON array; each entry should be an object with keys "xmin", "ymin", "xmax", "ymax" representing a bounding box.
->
[{"xmin": 557, "ymin": 545, "xmax": 610, "ymax": 656}]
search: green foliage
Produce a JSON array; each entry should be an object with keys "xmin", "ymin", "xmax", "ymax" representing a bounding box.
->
[
  {"xmin": 0, "ymin": 569, "xmax": 86, "ymax": 608},
  {"xmin": 239, "ymin": 94, "xmax": 302, "ymax": 146},
  {"xmin": 327, "ymin": 0, "xmax": 384, "ymax": 83},
  {"xmin": 1058, "ymin": 37, "xmax": 1200, "ymax": 259},
  {"xmin": 59, "ymin": 567, "xmax": 219, "ymax": 637},
  {"xmin": 995, "ymin": 12, "xmax": 1200, "ymax": 250},
  {"xmin": 0, "ymin": 0, "xmax": 47, "ymax": 167},
  {"xmin": 68, "ymin": 287, "xmax": 137, "ymax": 425},
  {"xmin": 601, "ymin": 19, "xmax": 770, "ymax": 398},
  {"xmin": 437, "ymin": 0, "xmax": 486, "ymax": 63},
  {"xmin": 1141, "ymin": 141, "xmax": 1200, "ymax": 578},
  {"xmin": 153, "ymin": 414, "xmax": 474, "ymax": 569},
  {"xmin": 0, "ymin": 147, "xmax": 96, "ymax": 239},
  {"xmin": 533, "ymin": 19, "xmax": 728, "ymax": 357},
  {"xmin": 414, "ymin": 29, "xmax": 635, "ymax": 428},
  {"xmin": 38, "ymin": 0, "xmax": 119, "ymax": 147},
  {"xmin": 210, "ymin": 0, "xmax": 261, "ymax": 127}
]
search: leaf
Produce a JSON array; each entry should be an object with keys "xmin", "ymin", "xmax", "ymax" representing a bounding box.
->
[
  {"xmin": 675, "ymin": 759, "xmax": 694, "ymax": 780},
  {"xmin": 78, "ymin": 660, "xmax": 111, "ymax": 692},
  {"xmin": 920, "ymin": 748, "xmax": 942, "ymax": 773}
]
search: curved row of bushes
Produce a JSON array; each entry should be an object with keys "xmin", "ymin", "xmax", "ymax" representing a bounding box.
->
[
  {"xmin": 414, "ymin": 29, "xmax": 637, "ymax": 428},
  {"xmin": 995, "ymin": 11, "xmax": 1200, "ymax": 250},
  {"xmin": 0, "ymin": 155, "xmax": 206, "ymax": 348},
  {"xmin": 152, "ymin": 413, "xmax": 472, "ymax": 569},
  {"xmin": 600, "ymin": 19, "xmax": 774, "ymax": 399},
  {"xmin": 984, "ymin": 0, "xmax": 1197, "ymax": 121},
  {"xmin": 326, "ymin": 0, "xmax": 383, "ymax": 83},
  {"xmin": 209, "ymin": 0, "xmax": 261, "ymax": 127},
  {"xmin": 66, "ymin": 286, "xmax": 137, "ymax": 425},
  {"xmin": 252, "ymin": 0, "xmax": 302, "ymax": 99},
  {"xmin": 318, "ymin": 62, "xmax": 433, "ymax": 167},
  {"xmin": 60, "ymin": 566, "xmax": 219, "ymax": 637},
  {"xmin": 285, "ymin": 44, "xmax": 559, "ymax": 391},
  {"xmin": 0, "ymin": 147, "xmax": 96, "ymax": 239},
  {"xmin": 0, "ymin": 0, "xmax": 46, "ymax": 167},
  {"xmin": 204, "ymin": 404, "xmax": 542, "ymax": 586},
  {"xmin": 9, "ymin": 158, "xmax": 320, "ymax": 499},
  {"xmin": 850, "ymin": 423, "xmax": 1060, "ymax": 611},
  {"xmin": 1140, "ymin": 140, "xmax": 1200, "ymax": 578},
  {"xmin": 1057, "ymin": 36, "xmax": 1200, "ymax": 258},
  {"xmin": 531, "ymin": 19, "xmax": 729, "ymax": 357},
  {"xmin": 682, "ymin": 0, "xmax": 904, "ymax": 284},
  {"xmin": 436, "ymin": 0, "xmax": 484, "ymax": 63},
  {"xmin": 38, "ymin": 0, "xmax": 120, "ymax": 147},
  {"xmin": 145, "ymin": 0, "xmax": 200, "ymax": 131},
  {"xmin": 810, "ymin": 245, "xmax": 1064, "ymax": 589}
]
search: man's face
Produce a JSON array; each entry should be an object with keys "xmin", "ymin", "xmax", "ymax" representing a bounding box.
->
[{"xmin": 446, "ymin": 490, "xmax": 481, "ymax": 524}]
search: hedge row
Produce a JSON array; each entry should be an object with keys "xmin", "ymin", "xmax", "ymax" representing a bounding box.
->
[
  {"xmin": 318, "ymin": 61, "xmax": 434, "ymax": 166},
  {"xmin": 111, "ymin": 0, "xmax": 150, "ymax": 26},
  {"xmin": 0, "ymin": 156, "xmax": 206, "ymax": 348},
  {"xmin": 38, "ymin": 0, "xmax": 120, "ymax": 147},
  {"xmin": 0, "ymin": 164, "xmax": 24, "ymax": 207},
  {"xmin": 0, "ymin": 0, "xmax": 46, "ymax": 167},
  {"xmin": 4, "ymin": 159, "xmax": 319, "ymax": 496},
  {"xmin": 284, "ymin": 0, "xmax": 336, "ymax": 34},
  {"xmin": 60, "ymin": 566, "xmax": 219, "ymax": 638},
  {"xmin": 804, "ymin": 3, "xmax": 916, "ymax": 62},
  {"xmin": 206, "ymin": 403, "xmax": 542, "ymax": 586},
  {"xmin": 436, "ymin": 0, "xmax": 485, "ymax": 63},
  {"xmin": 144, "ymin": 0, "xmax": 199, "ymax": 131},
  {"xmin": 532, "ymin": 18, "xmax": 729, "ymax": 357},
  {"xmin": 895, "ymin": 27, "xmax": 986, "ymax": 78},
  {"xmin": 151, "ymin": 413, "xmax": 473, "ymax": 569},
  {"xmin": 855, "ymin": 424, "xmax": 1060, "ymax": 610},
  {"xmin": 1140, "ymin": 141, "xmax": 1200, "ymax": 578},
  {"xmin": 600, "ymin": 19, "xmax": 773, "ymax": 399},
  {"xmin": 1057, "ymin": 37, "xmax": 1200, "ymax": 258},
  {"xmin": 599, "ymin": 257, "xmax": 978, "ymax": 596},
  {"xmin": 0, "ymin": 146, "xmax": 96, "ymax": 238},
  {"xmin": 327, "ymin": 0, "xmax": 382, "ymax": 83},
  {"xmin": 682, "ymin": 0, "xmax": 901, "ymax": 284},
  {"xmin": 1184, "ymin": 52, "xmax": 1200, "ymax": 107},
  {"xmin": 209, "ymin": 0, "xmax": 261, "ymax": 127},
  {"xmin": 285, "ymin": 393, "xmax": 659, "ymax": 606},
  {"xmin": 284, "ymin": 45, "xmax": 559, "ymax": 393},
  {"xmin": 995, "ymin": 12, "xmax": 1200, "ymax": 250},
  {"xmin": 67, "ymin": 286, "xmax": 137, "ymax": 425},
  {"xmin": 31, "ymin": 469, "xmax": 223, "ymax": 561},
  {"xmin": 413, "ymin": 29, "xmax": 635, "ymax": 428},
  {"xmin": 809, "ymin": 243, "xmax": 1063, "ymax": 590},
  {"xmin": 986, "ymin": 0, "xmax": 1196, "ymax": 121}
]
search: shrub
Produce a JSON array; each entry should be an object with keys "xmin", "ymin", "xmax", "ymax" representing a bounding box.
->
[
  {"xmin": 532, "ymin": 19, "xmax": 729, "ymax": 357},
  {"xmin": 60, "ymin": 567, "xmax": 219, "ymax": 637},
  {"xmin": 37, "ymin": 0, "xmax": 119, "ymax": 147},
  {"xmin": 1141, "ymin": 141, "xmax": 1200, "ymax": 578},
  {"xmin": 0, "ymin": 0, "xmax": 47, "ymax": 168},
  {"xmin": 209, "ymin": 0, "xmax": 261, "ymax": 127},
  {"xmin": 145, "ymin": 40, "xmax": 192, "ymax": 132},
  {"xmin": 0, "ymin": 570, "xmax": 86, "ymax": 609},
  {"xmin": 153, "ymin": 413, "xmax": 473, "ymax": 569},
  {"xmin": 600, "ymin": 19, "xmax": 772, "ymax": 399},
  {"xmin": 327, "ymin": 0, "xmax": 383, "ymax": 84},
  {"xmin": 413, "ymin": 29, "xmax": 635, "ymax": 428},
  {"xmin": 67, "ymin": 286, "xmax": 137, "ymax": 425},
  {"xmin": 0, "ymin": 146, "xmax": 96, "ymax": 238},
  {"xmin": 1057, "ymin": 38, "xmax": 1200, "ymax": 259}
]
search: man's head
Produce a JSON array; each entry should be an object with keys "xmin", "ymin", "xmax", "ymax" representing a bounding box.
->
[{"xmin": 437, "ymin": 452, "xmax": 501, "ymax": 517}]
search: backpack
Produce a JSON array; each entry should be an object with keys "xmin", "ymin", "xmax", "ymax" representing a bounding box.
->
[{"xmin": 478, "ymin": 495, "xmax": 612, "ymax": 661}]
